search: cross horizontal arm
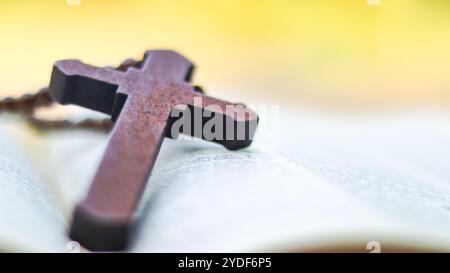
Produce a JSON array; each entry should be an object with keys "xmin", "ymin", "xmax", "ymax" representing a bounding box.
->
[
  {"xmin": 167, "ymin": 92, "xmax": 259, "ymax": 150},
  {"xmin": 50, "ymin": 60, "xmax": 125, "ymax": 115}
]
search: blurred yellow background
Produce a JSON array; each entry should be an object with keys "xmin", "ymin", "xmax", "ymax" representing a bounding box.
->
[{"xmin": 0, "ymin": 0, "xmax": 449, "ymax": 109}]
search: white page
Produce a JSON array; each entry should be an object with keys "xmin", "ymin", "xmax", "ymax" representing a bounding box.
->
[
  {"xmin": 129, "ymin": 109, "xmax": 450, "ymax": 252},
  {"xmin": 41, "ymin": 107, "xmax": 450, "ymax": 252},
  {"xmin": 0, "ymin": 115, "xmax": 68, "ymax": 252},
  {"xmin": 43, "ymin": 115, "xmax": 394, "ymax": 252},
  {"xmin": 43, "ymin": 129, "xmax": 107, "ymax": 214},
  {"xmin": 129, "ymin": 142, "xmax": 398, "ymax": 252},
  {"xmin": 278, "ymin": 108, "xmax": 450, "ymax": 247}
]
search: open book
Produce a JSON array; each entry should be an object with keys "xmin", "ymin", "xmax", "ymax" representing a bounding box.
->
[{"xmin": 1, "ymin": 106, "xmax": 450, "ymax": 252}]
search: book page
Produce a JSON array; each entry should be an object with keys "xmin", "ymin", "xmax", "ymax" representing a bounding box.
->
[
  {"xmin": 33, "ymin": 105, "xmax": 111, "ymax": 214},
  {"xmin": 43, "ymin": 116, "xmax": 394, "ymax": 252},
  {"xmin": 129, "ymin": 142, "xmax": 394, "ymax": 252},
  {"xmin": 43, "ymin": 129, "xmax": 107, "ymax": 214},
  {"xmin": 0, "ymin": 115, "xmax": 68, "ymax": 252},
  {"xmin": 277, "ymin": 108, "xmax": 450, "ymax": 249},
  {"xmin": 130, "ymin": 109, "xmax": 450, "ymax": 252},
  {"xmin": 40, "ymin": 108, "xmax": 450, "ymax": 252}
]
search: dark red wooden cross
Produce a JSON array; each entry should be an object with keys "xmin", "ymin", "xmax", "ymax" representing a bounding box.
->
[{"xmin": 49, "ymin": 50, "xmax": 258, "ymax": 251}]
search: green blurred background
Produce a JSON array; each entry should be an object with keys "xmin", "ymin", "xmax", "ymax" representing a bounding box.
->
[{"xmin": 0, "ymin": 0, "xmax": 449, "ymax": 109}]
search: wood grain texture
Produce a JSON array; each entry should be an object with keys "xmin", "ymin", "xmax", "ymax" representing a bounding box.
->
[{"xmin": 49, "ymin": 50, "xmax": 258, "ymax": 251}]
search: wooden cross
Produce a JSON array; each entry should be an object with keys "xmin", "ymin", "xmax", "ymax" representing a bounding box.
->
[{"xmin": 49, "ymin": 50, "xmax": 258, "ymax": 251}]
